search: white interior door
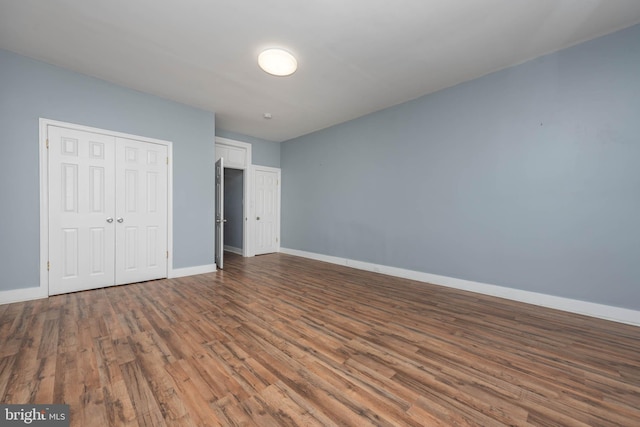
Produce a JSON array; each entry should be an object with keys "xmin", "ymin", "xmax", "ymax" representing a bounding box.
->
[
  {"xmin": 215, "ymin": 158, "xmax": 225, "ymax": 269},
  {"xmin": 254, "ymin": 166, "xmax": 280, "ymax": 255},
  {"xmin": 48, "ymin": 126, "xmax": 116, "ymax": 295},
  {"xmin": 115, "ymin": 138, "xmax": 168, "ymax": 285}
]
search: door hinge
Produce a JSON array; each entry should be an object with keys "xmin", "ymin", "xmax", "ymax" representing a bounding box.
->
[
  {"xmin": 46, "ymin": 139, "xmax": 49, "ymax": 149},
  {"xmin": 47, "ymin": 261, "xmax": 50, "ymax": 271},
  {"xmin": 276, "ymin": 237, "xmax": 279, "ymax": 243},
  {"xmin": 166, "ymin": 251, "xmax": 169, "ymax": 259},
  {"xmin": 166, "ymin": 157, "xmax": 168, "ymax": 165}
]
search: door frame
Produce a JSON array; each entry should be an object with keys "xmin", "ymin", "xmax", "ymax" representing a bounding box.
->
[
  {"xmin": 39, "ymin": 118, "xmax": 174, "ymax": 294},
  {"xmin": 215, "ymin": 137, "xmax": 253, "ymax": 257}
]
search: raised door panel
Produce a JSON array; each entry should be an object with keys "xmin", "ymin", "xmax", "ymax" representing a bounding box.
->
[
  {"xmin": 48, "ymin": 126, "xmax": 116, "ymax": 295},
  {"xmin": 226, "ymin": 146, "xmax": 246, "ymax": 169},
  {"xmin": 115, "ymin": 138, "xmax": 168, "ymax": 285},
  {"xmin": 215, "ymin": 144, "xmax": 245, "ymax": 169}
]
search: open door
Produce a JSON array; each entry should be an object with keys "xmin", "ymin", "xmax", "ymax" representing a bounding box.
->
[{"xmin": 215, "ymin": 158, "xmax": 226, "ymax": 269}]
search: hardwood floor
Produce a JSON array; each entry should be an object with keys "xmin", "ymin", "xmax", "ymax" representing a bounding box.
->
[{"xmin": 1, "ymin": 253, "xmax": 639, "ymax": 426}]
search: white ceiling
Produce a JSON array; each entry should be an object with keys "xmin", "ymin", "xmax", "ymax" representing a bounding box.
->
[{"xmin": 1, "ymin": 1, "xmax": 640, "ymax": 142}]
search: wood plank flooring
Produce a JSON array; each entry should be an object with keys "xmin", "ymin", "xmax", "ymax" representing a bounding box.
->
[{"xmin": 1, "ymin": 252, "xmax": 639, "ymax": 426}]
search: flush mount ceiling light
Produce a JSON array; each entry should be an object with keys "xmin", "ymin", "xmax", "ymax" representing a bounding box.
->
[{"xmin": 258, "ymin": 48, "xmax": 297, "ymax": 76}]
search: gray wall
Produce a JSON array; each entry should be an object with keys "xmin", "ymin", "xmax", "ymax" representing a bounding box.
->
[
  {"xmin": 216, "ymin": 129, "xmax": 280, "ymax": 168},
  {"xmin": 0, "ymin": 49, "xmax": 216, "ymax": 292},
  {"xmin": 224, "ymin": 168, "xmax": 244, "ymax": 249},
  {"xmin": 281, "ymin": 24, "xmax": 640, "ymax": 310}
]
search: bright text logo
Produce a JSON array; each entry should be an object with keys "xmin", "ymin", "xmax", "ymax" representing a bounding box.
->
[{"xmin": 1, "ymin": 405, "xmax": 69, "ymax": 426}]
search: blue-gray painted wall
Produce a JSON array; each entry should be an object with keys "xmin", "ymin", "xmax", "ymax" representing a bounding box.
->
[
  {"xmin": 0, "ymin": 49, "xmax": 215, "ymax": 292},
  {"xmin": 281, "ymin": 24, "xmax": 640, "ymax": 310}
]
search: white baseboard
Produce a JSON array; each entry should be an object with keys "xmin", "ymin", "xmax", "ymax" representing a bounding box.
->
[
  {"xmin": 0, "ymin": 286, "xmax": 48, "ymax": 305},
  {"xmin": 0, "ymin": 264, "xmax": 217, "ymax": 305},
  {"xmin": 224, "ymin": 245, "xmax": 243, "ymax": 255},
  {"xmin": 280, "ymin": 248, "xmax": 640, "ymax": 327},
  {"xmin": 169, "ymin": 263, "xmax": 217, "ymax": 278}
]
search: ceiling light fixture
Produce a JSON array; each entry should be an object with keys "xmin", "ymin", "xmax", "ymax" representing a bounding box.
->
[{"xmin": 258, "ymin": 48, "xmax": 297, "ymax": 76}]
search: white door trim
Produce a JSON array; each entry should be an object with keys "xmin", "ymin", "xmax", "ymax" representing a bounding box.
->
[
  {"xmin": 215, "ymin": 137, "xmax": 252, "ymax": 257},
  {"xmin": 252, "ymin": 165, "xmax": 281, "ymax": 255},
  {"xmin": 39, "ymin": 118, "xmax": 174, "ymax": 294}
]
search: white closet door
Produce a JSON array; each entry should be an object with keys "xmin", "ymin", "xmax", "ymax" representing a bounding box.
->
[
  {"xmin": 115, "ymin": 138, "xmax": 168, "ymax": 285},
  {"xmin": 254, "ymin": 167, "xmax": 280, "ymax": 255},
  {"xmin": 48, "ymin": 126, "xmax": 116, "ymax": 295}
]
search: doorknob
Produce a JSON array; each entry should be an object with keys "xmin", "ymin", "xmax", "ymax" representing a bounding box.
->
[
  {"xmin": 256, "ymin": 216, "xmax": 260, "ymax": 220},
  {"xmin": 106, "ymin": 217, "xmax": 114, "ymax": 223},
  {"xmin": 117, "ymin": 217, "xmax": 124, "ymax": 223},
  {"xmin": 216, "ymin": 218, "xmax": 228, "ymax": 224}
]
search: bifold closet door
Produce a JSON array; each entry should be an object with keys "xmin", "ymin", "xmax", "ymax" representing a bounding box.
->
[
  {"xmin": 114, "ymin": 137, "xmax": 168, "ymax": 285},
  {"xmin": 48, "ymin": 126, "xmax": 116, "ymax": 295},
  {"xmin": 48, "ymin": 126, "xmax": 168, "ymax": 295}
]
